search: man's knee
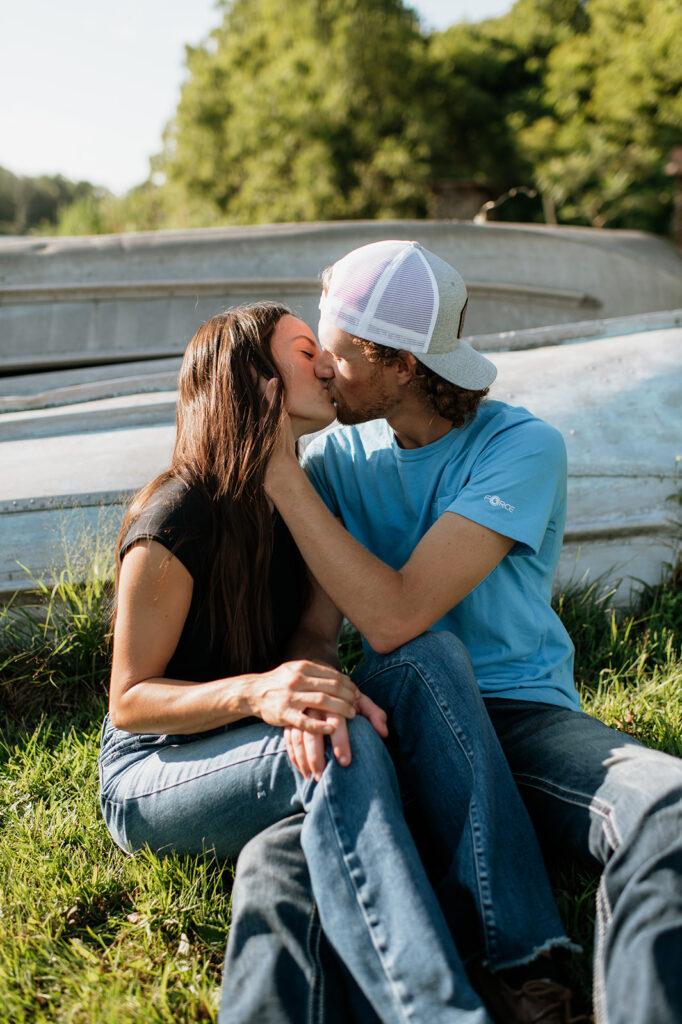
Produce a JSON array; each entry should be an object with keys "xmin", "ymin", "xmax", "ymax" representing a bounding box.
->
[
  {"xmin": 402, "ymin": 630, "xmax": 476, "ymax": 677},
  {"xmin": 591, "ymin": 744, "xmax": 682, "ymax": 866},
  {"xmin": 358, "ymin": 630, "xmax": 480, "ymax": 711},
  {"xmin": 605, "ymin": 745, "xmax": 682, "ymax": 819},
  {"xmin": 361, "ymin": 629, "xmax": 473, "ymax": 674}
]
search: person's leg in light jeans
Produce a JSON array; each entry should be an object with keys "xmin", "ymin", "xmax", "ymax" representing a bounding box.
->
[
  {"xmin": 486, "ymin": 698, "xmax": 682, "ymax": 1024},
  {"xmin": 99, "ymin": 713, "xmax": 491, "ymax": 1024},
  {"xmin": 221, "ymin": 633, "xmax": 573, "ymax": 1022}
]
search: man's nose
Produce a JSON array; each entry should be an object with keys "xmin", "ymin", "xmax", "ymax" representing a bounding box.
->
[{"xmin": 314, "ymin": 350, "xmax": 334, "ymax": 379}]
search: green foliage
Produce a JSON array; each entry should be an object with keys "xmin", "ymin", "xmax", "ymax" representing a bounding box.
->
[
  {"xmin": 338, "ymin": 618, "xmax": 366, "ymax": 673},
  {"xmin": 0, "ymin": 165, "xmax": 100, "ymax": 235},
  {"xmin": 0, "ymin": 560, "xmax": 114, "ymax": 725},
  {"xmin": 426, "ymin": 0, "xmax": 587, "ymax": 199},
  {"xmin": 9, "ymin": 0, "xmax": 682, "ymax": 237},
  {"xmin": 52, "ymin": 182, "xmax": 170, "ymax": 237},
  {"xmin": 1, "ymin": 554, "xmax": 680, "ymax": 1018},
  {"xmin": 555, "ymin": 566, "xmax": 682, "ymax": 734},
  {"xmin": 519, "ymin": 0, "xmax": 682, "ymax": 230},
  {"xmin": 156, "ymin": 0, "xmax": 679, "ymax": 235},
  {"xmin": 161, "ymin": 0, "xmax": 437, "ymax": 223},
  {"xmin": 0, "ymin": 721, "xmax": 230, "ymax": 1023},
  {"xmin": 427, "ymin": 22, "xmax": 532, "ymax": 191}
]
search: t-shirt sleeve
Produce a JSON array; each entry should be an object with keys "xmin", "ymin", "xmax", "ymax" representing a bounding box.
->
[
  {"xmin": 301, "ymin": 439, "xmax": 342, "ymax": 518},
  {"xmin": 119, "ymin": 484, "xmax": 209, "ymax": 580},
  {"xmin": 443, "ymin": 419, "xmax": 567, "ymax": 556}
]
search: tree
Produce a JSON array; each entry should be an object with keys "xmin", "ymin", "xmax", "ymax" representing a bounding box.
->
[
  {"xmin": 160, "ymin": 0, "xmax": 439, "ymax": 223},
  {"xmin": 0, "ymin": 166, "xmax": 98, "ymax": 235},
  {"xmin": 519, "ymin": 0, "xmax": 682, "ymax": 231},
  {"xmin": 425, "ymin": 0, "xmax": 587, "ymax": 219},
  {"xmin": 427, "ymin": 21, "xmax": 535, "ymax": 192},
  {"xmin": 53, "ymin": 181, "xmax": 170, "ymax": 236}
]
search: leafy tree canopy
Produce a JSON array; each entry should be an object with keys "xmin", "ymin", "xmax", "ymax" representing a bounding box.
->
[
  {"xmin": 161, "ymin": 0, "xmax": 438, "ymax": 222},
  {"xmin": 519, "ymin": 0, "xmax": 682, "ymax": 230},
  {"xmin": 18, "ymin": 0, "xmax": 682, "ymax": 238}
]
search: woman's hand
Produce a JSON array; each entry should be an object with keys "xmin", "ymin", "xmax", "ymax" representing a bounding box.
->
[
  {"xmin": 251, "ymin": 659, "xmax": 360, "ymax": 734},
  {"xmin": 262, "ymin": 378, "xmax": 298, "ymax": 496},
  {"xmin": 285, "ymin": 693, "xmax": 388, "ymax": 781}
]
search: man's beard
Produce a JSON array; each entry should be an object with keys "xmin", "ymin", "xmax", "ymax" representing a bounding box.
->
[
  {"xmin": 332, "ymin": 394, "xmax": 385, "ymax": 425},
  {"xmin": 327, "ymin": 372, "xmax": 392, "ymax": 426}
]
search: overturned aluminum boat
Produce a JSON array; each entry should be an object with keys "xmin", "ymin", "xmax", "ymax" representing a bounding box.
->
[
  {"xmin": 1, "ymin": 222, "xmax": 680, "ymax": 603},
  {"xmin": 2, "ymin": 220, "xmax": 681, "ymax": 372}
]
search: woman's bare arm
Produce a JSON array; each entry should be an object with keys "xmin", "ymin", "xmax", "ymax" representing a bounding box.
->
[{"xmin": 109, "ymin": 540, "xmax": 360, "ymax": 735}]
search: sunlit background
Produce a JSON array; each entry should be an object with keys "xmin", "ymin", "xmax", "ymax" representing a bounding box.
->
[
  {"xmin": 0, "ymin": 0, "xmax": 679, "ymax": 239},
  {"xmin": 1, "ymin": 0, "xmax": 513, "ymax": 194}
]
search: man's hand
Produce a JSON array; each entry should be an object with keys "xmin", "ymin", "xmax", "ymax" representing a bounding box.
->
[{"xmin": 285, "ymin": 693, "xmax": 388, "ymax": 781}]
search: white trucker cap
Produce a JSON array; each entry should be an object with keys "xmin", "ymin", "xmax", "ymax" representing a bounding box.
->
[{"xmin": 319, "ymin": 239, "xmax": 497, "ymax": 390}]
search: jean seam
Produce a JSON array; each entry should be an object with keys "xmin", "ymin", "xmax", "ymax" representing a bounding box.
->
[
  {"xmin": 319, "ymin": 768, "xmax": 415, "ymax": 1024},
  {"xmin": 467, "ymin": 797, "xmax": 499, "ymax": 962},
  {"xmin": 306, "ymin": 903, "xmax": 324, "ymax": 1024},
  {"xmin": 514, "ymin": 773, "xmax": 623, "ymax": 859},
  {"xmin": 513, "ymin": 772, "xmax": 614, "ymax": 819},
  {"xmin": 594, "ymin": 877, "xmax": 611, "ymax": 1024},
  {"xmin": 103, "ymin": 746, "xmax": 288, "ymax": 802}
]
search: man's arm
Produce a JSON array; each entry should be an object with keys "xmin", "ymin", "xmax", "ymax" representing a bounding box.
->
[{"xmin": 267, "ymin": 460, "xmax": 513, "ymax": 655}]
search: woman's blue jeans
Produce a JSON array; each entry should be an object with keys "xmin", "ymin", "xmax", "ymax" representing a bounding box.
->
[{"xmin": 99, "ymin": 633, "xmax": 568, "ymax": 1023}]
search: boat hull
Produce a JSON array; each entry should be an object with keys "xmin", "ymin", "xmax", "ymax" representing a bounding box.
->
[{"xmin": 1, "ymin": 318, "xmax": 679, "ymax": 604}]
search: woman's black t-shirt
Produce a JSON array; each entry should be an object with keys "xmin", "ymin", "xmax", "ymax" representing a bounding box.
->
[{"xmin": 119, "ymin": 478, "xmax": 305, "ymax": 683}]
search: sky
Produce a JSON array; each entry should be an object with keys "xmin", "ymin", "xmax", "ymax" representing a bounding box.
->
[{"xmin": 0, "ymin": 0, "xmax": 514, "ymax": 196}]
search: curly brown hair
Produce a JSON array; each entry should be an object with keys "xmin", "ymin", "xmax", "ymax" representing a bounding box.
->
[{"xmin": 350, "ymin": 337, "xmax": 488, "ymax": 428}]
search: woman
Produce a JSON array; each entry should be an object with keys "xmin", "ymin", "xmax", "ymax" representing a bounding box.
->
[{"xmin": 99, "ymin": 304, "xmax": 571, "ymax": 1024}]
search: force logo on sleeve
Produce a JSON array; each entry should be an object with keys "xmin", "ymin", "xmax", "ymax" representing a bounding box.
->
[{"xmin": 484, "ymin": 494, "xmax": 515, "ymax": 512}]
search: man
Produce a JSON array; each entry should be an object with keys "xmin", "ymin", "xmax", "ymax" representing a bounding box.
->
[{"xmin": 222, "ymin": 240, "xmax": 682, "ymax": 1024}]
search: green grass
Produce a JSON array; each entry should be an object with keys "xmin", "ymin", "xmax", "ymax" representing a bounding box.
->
[{"xmin": 1, "ymin": 561, "xmax": 681, "ymax": 1021}]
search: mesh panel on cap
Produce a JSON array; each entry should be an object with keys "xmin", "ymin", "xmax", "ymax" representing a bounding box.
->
[
  {"xmin": 371, "ymin": 248, "xmax": 437, "ymax": 350},
  {"xmin": 323, "ymin": 248, "xmax": 397, "ymax": 333},
  {"xmin": 320, "ymin": 240, "xmax": 439, "ymax": 354}
]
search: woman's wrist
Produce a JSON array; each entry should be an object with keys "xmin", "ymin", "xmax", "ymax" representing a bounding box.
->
[
  {"xmin": 264, "ymin": 450, "xmax": 300, "ymax": 499},
  {"xmin": 232, "ymin": 672, "xmax": 265, "ymax": 720}
]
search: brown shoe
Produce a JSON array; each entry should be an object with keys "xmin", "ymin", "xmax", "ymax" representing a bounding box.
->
[{"xmin": 468, "ymin": 962, "xmax": 591, "ymax": 1023}]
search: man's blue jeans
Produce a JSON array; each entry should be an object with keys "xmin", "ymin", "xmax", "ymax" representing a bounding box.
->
[
  {"xmin": 225, "ymin": 686, "xmax": 682, "ymax": 1024},
  {"xmin": 101, "ymin": 712, "xmax": 491, "ymax": 1023},
  {"xmin": 217, "ymin": 633, "xmax": 572, "ymax": 1023},
  {"xmin": 486, "ymin": 699, "xmax": 682, "ymax": 1024}
]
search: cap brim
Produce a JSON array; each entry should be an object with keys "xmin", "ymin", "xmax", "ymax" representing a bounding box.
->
[{"xmin": 417, "ymin": 340, "xmax": 497, "ymax": 390}]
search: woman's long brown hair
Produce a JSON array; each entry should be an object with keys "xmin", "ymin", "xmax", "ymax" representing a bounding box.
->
[{"xmin": 116, "ymin": 302, "xmax": 299, "ymax": 674}]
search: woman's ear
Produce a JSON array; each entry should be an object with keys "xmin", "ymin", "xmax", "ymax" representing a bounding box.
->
[{"xmin": 261, "ymin": 375, "xmax": 282, "ymax": 405}]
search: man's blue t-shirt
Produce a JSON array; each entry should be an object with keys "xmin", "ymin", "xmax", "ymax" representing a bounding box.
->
[{"xmin": 302, "ymin": 400, "xmax": 580, "ymax": 711}]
